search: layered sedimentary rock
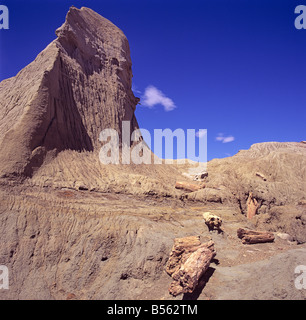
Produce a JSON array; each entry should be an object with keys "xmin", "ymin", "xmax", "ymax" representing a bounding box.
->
[
  {"xmin": 185, "ymin": 141, "xmax": 306, "ymax": 243},
  {"xmin": 0, "ymin": 6, "xmax": 139, "ymax": 180}
]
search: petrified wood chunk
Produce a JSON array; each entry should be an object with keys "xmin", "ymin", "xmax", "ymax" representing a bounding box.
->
[
  {"xmin": 175, "ymin": 181, "xmax": 204, "ymax": 193},
  {"xmin": 166, "ymin": 236, "xmax": 202, "ymax": 276},
  {"xmin": 246, "ymin": 192, "xmax": 259, "ymax": 219},
  {"xmin": 237, "ymin": 228, "xmax": 275, "ymax": 244},
  {"xmin": 202, "ymin": 211, "xmax": 223, "ymax": 232},
  {"xmin": 166, "ymin": 236, "xmax": 216, "ymax": 296}
]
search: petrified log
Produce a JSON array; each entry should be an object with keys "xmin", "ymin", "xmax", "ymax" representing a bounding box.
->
[
  {"xmin": 237, "ymin": 228, "xmax": 275, "ymax": 244},
  {"xmin": 246, "ymin": 192, "xmax": 259, "ymax": 219},
  {"xmin": 175, "ymin": 181, "xmax": 204, "ymax": 193},
  {"xmin": 174, "ymin": 246, "xmax": 216, "ymax": 295},
  {"xmin": 255, "ymin": 172, "xmax": 267, "ymax": 181},
  {"xmin": 166, "ymin": 236, "xmax": 202, "ymax": 276},
  {"xmin": 166, "ymin": 236, "xmax": 216, "ymax": 296}
]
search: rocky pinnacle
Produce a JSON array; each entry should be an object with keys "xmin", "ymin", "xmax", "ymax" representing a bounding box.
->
[{"xmin": 0, "ymin": 6, "xmax": 139, "ymax": 179}]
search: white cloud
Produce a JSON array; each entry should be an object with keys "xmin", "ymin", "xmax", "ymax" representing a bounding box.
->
[
  {"xmin": 142, "ymin": 85, "xmax": 176, "ymax": 111},
  {"xmin": 222, "ymin": 136, "xmax": 235, "ymax": 143},
  {"xmin": 215, "ymin": 136, "xmax": 224, "ymax": 141},
  {"xmin": 215, "ymin": 133, "xmax": 235, "ymax": 143}
]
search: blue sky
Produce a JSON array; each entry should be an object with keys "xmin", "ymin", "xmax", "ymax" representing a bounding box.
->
[{"xmin": 0, "ymin": 0, "xmax": 305, "ymax": 160}]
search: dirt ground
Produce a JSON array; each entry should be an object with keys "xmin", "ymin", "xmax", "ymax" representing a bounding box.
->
[{"xmin": 1, "ymin": 184, "xmax": 305, "ymax": 300}]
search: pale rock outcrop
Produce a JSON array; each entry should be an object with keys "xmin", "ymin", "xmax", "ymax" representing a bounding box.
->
[
  {"xmin": 0, "ymin": 6, "xmax": 139, "ymax": 180},
  {"xmin": 193, "ymin": 171, "xmax": 208, "ymax": 181}
]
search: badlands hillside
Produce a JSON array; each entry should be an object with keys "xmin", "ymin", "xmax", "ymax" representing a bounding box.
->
[{"xmin": 0, "ymin": 7, "xmax": 305, "ymax": 300}]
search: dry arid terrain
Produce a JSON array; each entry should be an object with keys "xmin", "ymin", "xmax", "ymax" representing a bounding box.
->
[{"xmin": 0, "ymin": 7, "xmax": 305, "ymax": 300}]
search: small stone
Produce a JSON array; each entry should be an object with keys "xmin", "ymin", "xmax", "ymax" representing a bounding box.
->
[{"xmin": 276, "ymin": 232, "xmax": 294, "ymax": 242}]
